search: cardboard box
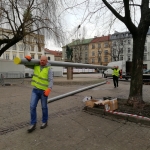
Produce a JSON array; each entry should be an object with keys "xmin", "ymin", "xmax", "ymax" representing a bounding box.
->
[
  {"xmin": 94, "ymin": 100, "xmax": 110, "ymax": 111},
  {"xmin": 85, "ymin": 100, "xmax": 98, "ymax": 108},
  {"xmin": 103, "ymin": 100, "xmax": 111, "ymax": 111},
  {"xmin": 109, "ymin": 99, "xmax": 118, "ymax": 111}
]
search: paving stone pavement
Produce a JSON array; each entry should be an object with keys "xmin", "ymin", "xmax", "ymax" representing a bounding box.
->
[{"xmin": 0, "ymin": 74, "xmax": 150, "ymax": 150}]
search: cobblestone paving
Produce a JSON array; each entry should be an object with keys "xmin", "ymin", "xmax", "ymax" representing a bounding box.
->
[{"xmin": 0, "ymin": 75, "xmax": 150, "ymax": 150}]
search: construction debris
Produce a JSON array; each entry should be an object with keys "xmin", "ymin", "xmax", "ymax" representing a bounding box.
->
[{"xmin": 83, "ymin": 96, "xmax": 118, "ymax": 111}]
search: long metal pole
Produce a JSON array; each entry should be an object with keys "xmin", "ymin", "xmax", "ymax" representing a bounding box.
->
[
  {"xmin": 48, "ymin": 81, "xmax": 106, "ymax": 103},
  {"xmin": 14, "ymin": 57, "xmax": 113, "ymax": 69}
]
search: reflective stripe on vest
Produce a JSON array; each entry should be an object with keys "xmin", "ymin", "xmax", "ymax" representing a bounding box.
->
[
  {"xmin": 31, "ymin": 65, "xmax": 50, "ymax": 90},
  {"xmin": 112, "ymin": 69, "xmax": 120, "ymax": 77}
]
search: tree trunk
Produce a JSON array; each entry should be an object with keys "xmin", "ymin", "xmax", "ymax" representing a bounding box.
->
[{"xmin": 127, "ymin": 32, "xmax": 147, "ymax": 108}]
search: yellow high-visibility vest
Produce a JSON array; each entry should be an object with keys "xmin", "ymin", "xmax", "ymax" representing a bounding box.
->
[
  {"xmin": 112, "ymin": 69, "xmax": 120, "ymax": 77},
  {"xmin": 31, "ymin": 65, "xmax": 50, "ymax": 90}
]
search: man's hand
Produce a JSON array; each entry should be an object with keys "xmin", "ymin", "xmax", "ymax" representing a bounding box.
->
[
  {"xmin": 25, "ymin": 55, "xmax": 32, "ymax": 61},
  {"xmin": 44, "ymin": 88, "xmax": 51, "ymax": 97}
]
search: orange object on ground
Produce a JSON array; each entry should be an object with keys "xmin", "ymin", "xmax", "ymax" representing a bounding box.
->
[
  {"xmin": 44, "ymin": 88, "xmax": 51, "ymax": 97},
  {"xmin": 25, "ymin": 55, "xmax": 32, "ymax": 61}
]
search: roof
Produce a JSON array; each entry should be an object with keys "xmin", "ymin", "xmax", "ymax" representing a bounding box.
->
[
  {"xmin": 63, "ymin": 38, "xmax": 94, "ymax": 47},
  {"xmin": 44, "ymin": 48, "xmax": 62, "ymax": 57},
  {"xmin": 91, "ymin": 36, "xmax": 110, "ymax": 43}
]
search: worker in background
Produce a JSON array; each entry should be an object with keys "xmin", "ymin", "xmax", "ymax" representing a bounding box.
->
[
  {"xmin": 102, "ymin": 70, "xmax": 105, "ymax": 78},
  {"xmin": 112, "ymin": 66, "xmax": 122, "ymax": 88},
  {"xmin": 0, "ymin": 74, "xmax": 4, "ymax": 86},
  {"xmin": 25, "ymin": 55, "xmax": 53, "ymax": 133}
]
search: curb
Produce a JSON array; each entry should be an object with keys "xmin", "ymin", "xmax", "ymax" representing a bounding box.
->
[{"xmin": 83, "ymin": 106, "xmax": 150, "ymax": 126}]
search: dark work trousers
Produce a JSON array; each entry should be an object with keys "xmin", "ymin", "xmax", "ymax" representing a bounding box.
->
[{"xmin": 113, "ymin": 75, "xmax": 118, "ymax": 87}]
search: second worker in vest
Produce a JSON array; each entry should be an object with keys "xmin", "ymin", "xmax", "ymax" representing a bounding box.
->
[
  {"xmin": 25, "ymin": 55, "xmax": 53, "ymax": 133},
  {"xmin": 112, "ymin": 66, "xmax": 121, "ymax": 88}
]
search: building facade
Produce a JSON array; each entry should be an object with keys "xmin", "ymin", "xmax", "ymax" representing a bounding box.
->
[
  {"xmin": 62, "ymin": 38, "xmax": 93, "ymax": 63},
  {"xmin": 110, "ymin": 31, "xmax": 133, "ymax": 62},
  {"xmin": 89, "ymin": 36, "xmax": 111, "ymax": 66},
  {"xmin": 110, "ymin": 29, "xmax": 150, "ymax": 69},
  {"xmin": 0, "ymin": 28, "xmax": 45, "ymax": 60},
  {"xmin": 45, "ymin": 49, "xmax": 62, "ymax": 61}
]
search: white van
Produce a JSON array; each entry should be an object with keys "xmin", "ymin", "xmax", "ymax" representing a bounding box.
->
[{"xmin": 104, "ymin": 61, "xmax": 126, "ymax": 78}]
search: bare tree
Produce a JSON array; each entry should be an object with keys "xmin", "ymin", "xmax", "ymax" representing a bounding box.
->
[
  {"xmin": 0, "ymin": 0, "xmax": 64, "ymax": 56},
  {"xmin": 101, "ymin": 0, "xmax": 149, "ymax": 108},
  {"xmin": 66, "ymin": 0, "xmax": 150, "ymax": 108},
  {"xmin": 110, "ymin": 38, "xmax": 125, "ymax": 61}
]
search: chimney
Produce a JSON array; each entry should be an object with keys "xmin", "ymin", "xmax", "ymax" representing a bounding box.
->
[{"xmin": 94, "ymin": 36, "xmax": 97, "ymax": 38}]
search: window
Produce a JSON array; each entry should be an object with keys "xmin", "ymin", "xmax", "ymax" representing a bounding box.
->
[
  {"xmin": 31, "ymin": 46, "xmax": 34, "ymax": 51},
  {"xmin": 12, "ymin": 44, "xmax": 16, "ymax": 50},
  {"xmin": 91, "ymin": 58, "xmax": 95, "ymax": 63},
  {"xmin": 144, "ymin": 46, "xmax": 147, "ymax": 52},
  {"xmin": 104, "ymin": 57, "xmax": 108, "ymax": 62},
  {"xmin": 128, "ymin": 48, "xmax": 130, "ymax": 53},
  {"xmin": 85, "ymin": 45, "xmax": 88, "ymax": 50},
  {"xmin": 19, "ymin": 53, "xmax": 23, "ymax": 58},
  {"xmin": 19, "ymin": 44, "xmax": 24, "ymax": 51},
  {"xmin": 104, "ymin": 50, "xmax": 108, "ymax": 55},
  {"xmin": 38, "ymin": 46, "xmax": 41, "ymax": 52},
  {"xmin": 98, "ymin": 43, "xmax": 101, "ymax": 48},
  {"xmin": 48, "ymin": 56, "xmax": 50, "ymax": 60},
  {"xmin": 104, "ymin": 42, "xmax": 108, "ymax": 48},
  {"xmin": 13, "ymin": 54, "xmax": 16, "ymax": 59},
  {"xmin": 113, "ymin": 48, "xmax": 116, "ymax": 54},
  {"xmin": 6, "ymin": 53, "xmax": 9, "ymax": 60},
  {"xmin": 31, "ymin": 54, "xmax": 34, "ymax": 59},
  {"xmin": 143, "ymin": 55, "xmax": 147, "ymax": 61},
  {"xmin": 120, "ymin": 40, "xmax": 123, "ymax": 45},
  {"xmin": 92, "ymin": 51, "xmax": 95, "ymax": 56},
  {"xmin": 128, "ymin": 56, "xmax": 131, "ymax": 61},
  {"xmin": 120, "ymin": 48, "xmax": 123, "ymax": 54},
  {"xmin": 120, "ymin": 56, "xmax": 123, "ymax": 60},
  {"xmin": 92, "ymin": 44, "xmax": 95, "ymax": 49},
  {"xmin": 128, "ymin": 40, "xmax": 131, "ymax": 44},
  {"xmin": 113, "ymin": 42, "xmax": 116, "ymax": 46},
  {"xmin": 38, "ymin": 55, "xmax": 41, "ymax": 59}
]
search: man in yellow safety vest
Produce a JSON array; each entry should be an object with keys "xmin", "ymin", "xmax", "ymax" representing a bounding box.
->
[
  {"xmin": 112, "ymin": 66, "xmax": 121, "ymax": 88},
  {"xmin": 25, "ymin": 55, "xmax": 53, "ymax": 133}
]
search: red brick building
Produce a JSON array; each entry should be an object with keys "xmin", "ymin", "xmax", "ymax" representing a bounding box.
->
[{"xmin": 45, "ymin": 48, "xmax": 62, "ymax": 61}]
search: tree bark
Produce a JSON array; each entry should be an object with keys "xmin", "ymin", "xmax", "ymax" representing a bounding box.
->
[
  {"xmin": 0, "ymin": 37, "xmax": 22, "ymax": 56},
  {"xmin": 127, "ymin": 29, "xmax": 148, "ymax": 108}
]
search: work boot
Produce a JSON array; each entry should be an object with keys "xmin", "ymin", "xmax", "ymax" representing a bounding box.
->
[
  {"xmin": 40, "ymin": 122, "xmax": 47, "ymax": 129},
  {"xmin": 27, "ymin": 124, "xmax": 36, "ymax": 133}
]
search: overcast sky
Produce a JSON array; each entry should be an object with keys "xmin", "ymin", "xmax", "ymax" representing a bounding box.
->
[{"xmin": 46, "ymin": 0, "xmax": 141, "ymax": 51}]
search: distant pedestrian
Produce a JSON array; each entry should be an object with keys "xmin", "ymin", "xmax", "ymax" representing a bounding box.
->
[
  {"xmin": 112, "ymin": 66, "xmax": 121, "ymax": 88},
  {"xmin": 102, "ymin": 70, "xmax": 105, "ymax": 77},
  {"xmin": 0, "ymin": 74, "xmax": 4, "ymax": 86}
]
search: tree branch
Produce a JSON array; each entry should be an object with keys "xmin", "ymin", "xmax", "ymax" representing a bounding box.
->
[
  {"xmin": 123, "ymin": 0, "xmax": 137, "ymax": 34},
  {"xmin": 102, "ymin": 0, "xmax": 125, "ymax": 23}
]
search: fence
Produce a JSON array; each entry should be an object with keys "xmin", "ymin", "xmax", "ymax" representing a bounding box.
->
[
  {"xmin": 63, "ymin": 68, "xmax": 95, "ymax": 74},
  {"xmin": 0, "ymin": 72, "xmax": 24, "ymax": 86}
]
